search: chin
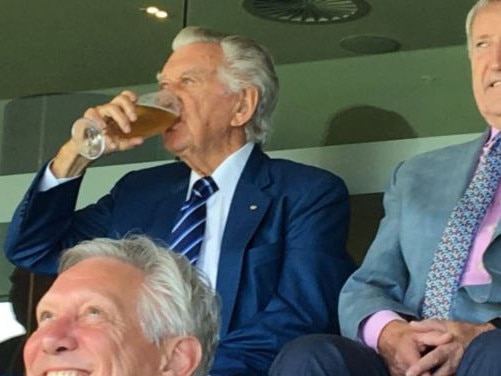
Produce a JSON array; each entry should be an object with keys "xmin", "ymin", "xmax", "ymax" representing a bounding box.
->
[{"xmin": 482, "ymin": 111, "xmax": 501, "ymax": 129}]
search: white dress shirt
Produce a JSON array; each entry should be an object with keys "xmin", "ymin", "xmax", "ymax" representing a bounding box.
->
[{"xmin": 187, "ymin": 142, "xmax": 254, "ymax": 288}]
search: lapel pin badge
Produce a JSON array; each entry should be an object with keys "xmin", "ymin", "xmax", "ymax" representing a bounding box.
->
[{"xmin": 249, "ymin": 204, "xmax": 258, "ymax": 211}]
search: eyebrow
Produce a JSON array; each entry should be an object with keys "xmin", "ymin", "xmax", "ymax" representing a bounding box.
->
[
  {"xmin": 37, "ymin": 288, "xmax": 122, "ymax": 316},
  {"xmin": 157, "ymin": 67, "xmax": 212, "ymax": 83},
  {"xmin": 473, "ymin": 33, "xmax": 492, "ymax": 40}
]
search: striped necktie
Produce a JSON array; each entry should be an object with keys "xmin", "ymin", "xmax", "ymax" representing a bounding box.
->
[
  {"xmin": 422, "ymin": 135, "xmax": 501, "ymax": 319},
  {"xmin": 168, "ymin": 176, "xmax": 218, "ymax": 264}
]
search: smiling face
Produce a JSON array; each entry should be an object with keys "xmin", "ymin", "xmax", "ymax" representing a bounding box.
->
[
  {"xmin": 23, "ymin": 257, "xmax": 165, "ymax": 376},
  {"xmin": 158, "ymin": 42, "xmax": 251, "ymax": 175},
  {"xmin": 470, "ymin": 1, "xmax": 501, "ymax": 129}
]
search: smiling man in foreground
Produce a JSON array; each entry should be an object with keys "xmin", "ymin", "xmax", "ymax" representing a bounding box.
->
[{"xmin": 23, "ymin": 236, "xmax": 219, "ymax": 376}]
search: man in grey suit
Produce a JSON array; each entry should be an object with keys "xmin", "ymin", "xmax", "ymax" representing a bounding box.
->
[{"xmin": 269, "ymin": 0, "xmax": 501, "ymax": 375}]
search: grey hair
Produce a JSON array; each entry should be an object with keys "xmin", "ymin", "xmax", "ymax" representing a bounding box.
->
[
  {"xmin": 172, "ymin": 26, "xmax": 279, "ymax": 144},
  {"xmin": 466, "ymin": 0, "xmax": 501, "ymax": 53},
  {"xmin": 59, "ymin": 236, "xmax": 220, "ymax": 376}
]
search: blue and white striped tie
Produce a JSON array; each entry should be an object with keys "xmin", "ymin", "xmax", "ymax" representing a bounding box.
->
[{"xmin": 168, "ymin": 176, "xmax": 218, "ymax": 264}]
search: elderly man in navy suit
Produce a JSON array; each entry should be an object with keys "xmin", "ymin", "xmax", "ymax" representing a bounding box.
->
[
  {"xmin": 269, "ymin": 1, "xmax": 501, "ymax": 375},
  {"xmin": 4, "ymin": 26, "xmax": 354, "ymax": 375}
]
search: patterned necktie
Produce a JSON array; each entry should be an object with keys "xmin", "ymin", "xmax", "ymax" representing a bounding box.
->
[
  {"xmin": 168, "ymin": 176, "xmax": 218, "ymax": 264},
  {"xmin": 422, "ymin": 135, "xmax": 501, "ymax": 319}
]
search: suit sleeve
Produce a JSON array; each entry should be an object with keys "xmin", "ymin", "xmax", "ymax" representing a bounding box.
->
[
  {"xmin": 3, "ymin": 164, "xmax": 115, "ymax": 274},
  {"xmin": 211, "ymin": 172, "xmax": 355, "ymax": 375},
  {"xmin": 338, "ymin": 162, "xmax": 418, "ymax": 340}
]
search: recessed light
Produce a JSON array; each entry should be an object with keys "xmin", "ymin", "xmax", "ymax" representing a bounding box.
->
[
  {"xmin": 146, "ymin": 6, "xmax": 159, "ymax": 14},
  {"xmin": 141, "ymin": 5, "xmax": 169, "ymax": 20},
  {"xmin": 155, "ymin": 10, "xmax": 168, "ymax": 19}
]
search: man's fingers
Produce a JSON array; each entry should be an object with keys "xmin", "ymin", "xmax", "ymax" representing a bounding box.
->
[
  {"xmin": 414, "ymin": 331, "xmax": 453, "ymax": 347},
  {"xmin": 109, "ymin": 91, "xmax": 138, "ymax": 122},
  {"xmin": 409, "ymin": 319, "xmax": 447, "ymax": 333},
  {"xmin": 104, "ymin": 135, "xmax": 144, "ymax": 153},
  {"xmin": 405, "ymin": 347, "xmax": 444, "ymax": 376}
]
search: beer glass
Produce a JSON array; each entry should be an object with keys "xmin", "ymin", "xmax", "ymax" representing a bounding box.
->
[{"xmin": 71, "ymin": 90, "xmax": 181, "ymax": 160}]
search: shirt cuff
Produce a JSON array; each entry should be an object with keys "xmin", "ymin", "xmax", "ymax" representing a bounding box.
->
[
  {"xmin": 38, "ymin": 160, "xmax": 79, "ymax": 192},
  {"xmin": 360, "ymin": 310, "xmax": 406, "ymax": 352}
]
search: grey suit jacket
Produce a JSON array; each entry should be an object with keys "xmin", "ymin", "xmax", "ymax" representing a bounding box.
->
[{"xmin": 339, "ymin": 131, "xmax": 501, "ymax": 340}]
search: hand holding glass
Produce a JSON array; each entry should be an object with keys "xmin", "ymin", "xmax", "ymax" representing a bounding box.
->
[{"xmin": 71, "ymin": 90, "xmax": 181, "ymax": 159}]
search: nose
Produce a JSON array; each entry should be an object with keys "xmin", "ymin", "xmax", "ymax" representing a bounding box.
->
[
  {"xmin": 40, "ymin": 318, "xmax": 78, "ymax": 355},
  {"xmin": 160, "ymin": 88, "xmax": 182, "ymax": 115},
  {"xmin": 491, "ymin": 41, "xmax": 501, "ymax": 70}
]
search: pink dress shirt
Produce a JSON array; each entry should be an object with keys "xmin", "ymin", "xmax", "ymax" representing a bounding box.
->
[{"xmin": 362, "ymin": 128, "xmax": 501, "ymax": 350}]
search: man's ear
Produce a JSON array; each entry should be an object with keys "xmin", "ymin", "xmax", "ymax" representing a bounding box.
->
[
  {"xmin": 230, "ymin": 86, "xmax": 259, "ymax": 127},
  {"xmin": 160, "ymin": 336, "xmax": 203, "ymax": 376}
]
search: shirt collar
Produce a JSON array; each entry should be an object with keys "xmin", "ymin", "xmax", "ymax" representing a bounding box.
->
[
  {"xmin": 487, "ymin": 126, "xmax": 500, "ymax": 144},
  {"xmin": 188, "ymin": 142, "xmax": 255, "ymax": 196}
]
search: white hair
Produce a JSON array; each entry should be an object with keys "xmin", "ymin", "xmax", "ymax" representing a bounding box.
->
[
  {"xmin": 466, "ymin": 0, "xmax": 501, "ymax": 53},
  {"xmin": 172, "ymin": 26, "xmax": 279, "ymax": 144},
  {"xmin": 59, "ymin": 236, "xmax": 220, "ymax": 376}
]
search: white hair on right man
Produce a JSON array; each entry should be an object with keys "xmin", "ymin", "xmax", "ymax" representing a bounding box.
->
[{"xmin": 466, "ymin": 0, "xmax": 501, "ymax": 54}]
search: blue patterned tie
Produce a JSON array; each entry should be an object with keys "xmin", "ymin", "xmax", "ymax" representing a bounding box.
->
[
  {"xmin": 422, "ymin": 135, "xmax": 501, "ymax": 319},
  {"xmin": 168, "ymin": 176, "xmax": 218, "ymax": 264}
]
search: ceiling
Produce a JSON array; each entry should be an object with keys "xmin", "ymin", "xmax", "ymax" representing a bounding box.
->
[{"xmin": 0, "ymin": 0, "xmax": 475, "ymax": 101}]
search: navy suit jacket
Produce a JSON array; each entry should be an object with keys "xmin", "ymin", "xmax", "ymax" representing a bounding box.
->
[
  {"xmin": 5, "ymin": 145, "xmax": 355, "ymax": 375},
  {"xmin": 340, "ymin": 132, "xmax": 501, "ymax": 340}
]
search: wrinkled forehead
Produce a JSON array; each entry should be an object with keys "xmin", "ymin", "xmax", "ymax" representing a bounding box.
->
[
  {"xmin": 471, "ymin": 2, "xmax": 501, "ymax": 35},
  {"xmin": 35, "ymin": 258, "xmax": 144, "ymax": 322},
  {"xmin": 51, "ymin": 258, "xmax": 144, "ymax": 300},
  {"xmin": 160, "ymin": 42, "xmax": 226, "ymax": 80}
]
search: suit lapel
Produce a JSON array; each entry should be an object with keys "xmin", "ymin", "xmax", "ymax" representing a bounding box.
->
[
  {"xmin": 437, "ymin": 132, "xmax": 488, "ymax": 220},
  {"xmin": 146, "ymin": 163, "xmax": 190, "ymax": 240},
  {"xmin": 216, "ymin": 146, "xmax": 272, "ymax": 335}
]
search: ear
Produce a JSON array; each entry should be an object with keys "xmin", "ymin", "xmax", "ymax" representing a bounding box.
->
[
  {"xmin": 230, "ymin": 86, "xmax": 259, "ymax": 127},
  {"xmin": 160, "ymin": 336, "xmax": 203, "ymax": 376}
]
